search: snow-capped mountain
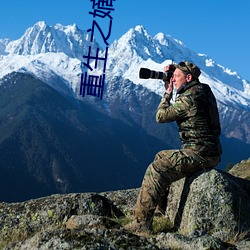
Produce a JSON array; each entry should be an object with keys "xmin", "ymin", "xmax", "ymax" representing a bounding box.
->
[
  {"xmin": 106, "ymin": 25, "xmax": 250, "ymax": 110},
  {"xmin": 0, "ymin": 22, "xmax": 250, "ymax": 144},
  {"xmin": 0, "ymin": 21, "xmax": 100, "ymax": 94},
  {"xmin": 0, "ymin": 22, "xmax": 249, "ymax": 201},
  {"xmin": 5, "ymin": 21, "xmax": 97, "ymax": 60},
  {"xmin": 1, "ymin": 22, "xmax": 249, "ymax": 111}
]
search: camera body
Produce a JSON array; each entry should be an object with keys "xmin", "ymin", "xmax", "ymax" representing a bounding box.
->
[{"xmin": 139, "ymin": 64, "xmax": 176, "ymax": 82}]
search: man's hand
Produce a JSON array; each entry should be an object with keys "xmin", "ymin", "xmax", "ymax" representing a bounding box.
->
[{"xmin": 163, "ymin": 65, "xmax": 173, "ymax": 94}]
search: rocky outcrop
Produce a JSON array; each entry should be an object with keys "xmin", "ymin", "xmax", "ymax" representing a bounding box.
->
[
  {"xmin": 1, "ymin": 169, "xmax": 250, "ymax": 249},
  {"xmin": 165, "ymin": 169, "xmax": 250, "ymax": 240},
  {"xmin": 229, "ymin": 158, "xmax": 250, "ymax": 180}
]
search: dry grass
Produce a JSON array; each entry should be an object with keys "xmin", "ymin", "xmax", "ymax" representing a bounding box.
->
[
  {"xmin": 115, "ymin": 214, "xmax": 174, "ymax": 235},
  {"xmin": 225, "ymin": 230, "xmax": 250, "ymax": 245}
]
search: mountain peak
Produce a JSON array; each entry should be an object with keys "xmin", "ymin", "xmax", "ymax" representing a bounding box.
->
[
  {"xmin": 134, "ymin": 25, "xmax": 147, "ymax": 34},
  {"xmin": 118, "ymin": 25, "xmax": 151, "ymax": 45},
  {"xmin": 106, "ymin": 25, "xmax": 250, "ymax": 108},
  {"xmin": 34, "ymin": 21, "xmax": 48, "ymax": 29},
  {"xmin": 154, "ymin": 32, "xmax": 185, "ymax": 48},
  {"xmin": 5, "ymin": 22, "xmax": 99, "ymax": 60},
  {"xmin": 54, "ymin": 22, "xmax": 79, "ymax": 34}
]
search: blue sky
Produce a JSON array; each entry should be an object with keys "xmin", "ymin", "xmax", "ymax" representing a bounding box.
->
[{"xmin": 1, "ymin": 0, "xmax": 250, "ymax": 81}]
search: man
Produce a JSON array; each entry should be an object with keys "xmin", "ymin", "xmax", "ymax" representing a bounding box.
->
[{"xmin": 124, "ymin": 61, "xmax": 222, "ymax": 233}]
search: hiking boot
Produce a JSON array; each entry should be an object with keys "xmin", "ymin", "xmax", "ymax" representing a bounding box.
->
[{"xmin": 124, "ymin": 219, "xmax": 152, "ymax": 234}]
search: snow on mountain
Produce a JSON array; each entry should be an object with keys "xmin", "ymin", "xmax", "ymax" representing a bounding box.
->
[
  {"xmin": 0, "ymin": 21, "xmax": 101, "ymax": 94},
  {"xmin": 0, "ymin": 22, "xmax": 250, "ymax": 111},
  {"xmin": 0, "ymin": 53, "xmax": 81, "ymax": 95},
  {"xmin": 0, "ymin": 39, "xmax": 9, "ymax": 55},
  {"xmin": 5, "ymin": 21, "xmax": 99, "ymax": 60},
  {"xmin": 106, "ymin": 25, "xmax": 250, "ymax": 110}
]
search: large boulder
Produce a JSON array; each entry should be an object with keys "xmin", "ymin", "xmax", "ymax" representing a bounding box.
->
[
  {"xmin": 165, "ymin": 169, "xmax": 250, "ymax": 241},
  {"xmin": 0, "ymin": 193, "xmax": 124, "ymax": 248}
]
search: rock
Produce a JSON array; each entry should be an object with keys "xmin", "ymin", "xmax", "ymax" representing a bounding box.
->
[
  {"xmin": 1, "ymin": 168, "xmax": 250, "ymax": 249},
  {"xmin": 235, "ymin": 240, "xmax": 250, "ymax": 250},
  {"xmin": 165, "ymin": 169, "xmax": 250, "ymax": 241},
  {"xmin": 229, "ymin": 158, "xmax": 250, "ymax": 180},
  {"xmin": 65, "ymin": 214, "xmax": 120, "ymax": 230},
  {"xmin": 0, "ymin": 193, "xmax": 124, "ymax": 248},
  {"xmin": 101, "ymin": 188, "xmax": 140, "ymax": 215},
  {"xmin": 156, "ymin": 232, "xmax": 227, "ymax": 250},
  {"xmin": 4, "ymin": 228, "xmax": 161, "ymax": 250}
]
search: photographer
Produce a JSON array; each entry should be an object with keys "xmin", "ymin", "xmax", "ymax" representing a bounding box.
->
[{"xmin": 125, "ymin": 61, "xmax": 222, "ymax": 233}]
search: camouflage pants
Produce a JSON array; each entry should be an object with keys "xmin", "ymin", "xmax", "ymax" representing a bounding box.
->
[{"xmin": 134, "ymin": 149, "xmax": 220, "ymax": 222}]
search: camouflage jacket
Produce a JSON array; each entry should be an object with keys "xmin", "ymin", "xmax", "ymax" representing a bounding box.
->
[{"xmin": 156, "ymin": 80, "xmax": 222, "ymax": 157}]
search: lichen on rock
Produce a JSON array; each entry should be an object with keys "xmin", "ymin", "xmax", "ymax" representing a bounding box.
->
[
  {"xmin": 166, "ymin": 169, "xmax": 250, "ymax": 241},
  {"xmin": 1, "ymin": 168, "xmax": 250, "ymax": 249}
]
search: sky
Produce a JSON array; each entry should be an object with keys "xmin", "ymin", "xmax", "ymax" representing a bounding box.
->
[{"xmin": 0, "ymin": 0, "xmax": 250, "ymax": 81}]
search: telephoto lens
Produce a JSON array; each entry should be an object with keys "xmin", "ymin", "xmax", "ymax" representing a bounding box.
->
[
  {"xmin": 139, "ymin": 65, "xmax": 176, "ymax": 82},
  {"xmin": 139, "ymin": 68, "xmax": 167, "ymax": 80}
]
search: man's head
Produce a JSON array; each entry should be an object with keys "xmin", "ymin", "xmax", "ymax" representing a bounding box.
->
[{"xmin": 172, "ymin": 61, "xmax": 201, "ymax": 90}]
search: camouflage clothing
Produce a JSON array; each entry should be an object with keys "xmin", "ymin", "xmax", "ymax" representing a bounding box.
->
[
  {"xmin": 134, "ymin": 80, "xmax": 222, "ymax": 224},
  {"xmin": 156, "ymin": 79, "xmax": 222, "ymax": 157}
]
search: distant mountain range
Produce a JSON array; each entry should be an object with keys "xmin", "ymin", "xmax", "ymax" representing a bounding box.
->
[
  {"xmin": 0, "ymin": 72, "xmax": 168, "ymax": 202},
  {"xmin": 0, "ymin": 21, "xmax": 249, "ymax": 202}
]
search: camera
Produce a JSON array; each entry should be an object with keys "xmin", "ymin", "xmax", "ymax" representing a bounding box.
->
[{"xmin": 139, "ymin": 64, "xmax": 176, "ymax": 82}]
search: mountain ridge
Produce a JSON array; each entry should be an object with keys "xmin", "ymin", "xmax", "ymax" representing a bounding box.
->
[
  {"xmin": 0, "ymin": 72, "xmax": 170, "ymax": 202},
  {"xmin": 1, "ymin": 22, "xmax": 249, "ymax": 109},
  {"xmin": 4, "ymin": 21, "xmax": 99, "ymax": 60},
  {"xmin": 106, "ymin": 25, "xmax": 250, "ymax": 110}
]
